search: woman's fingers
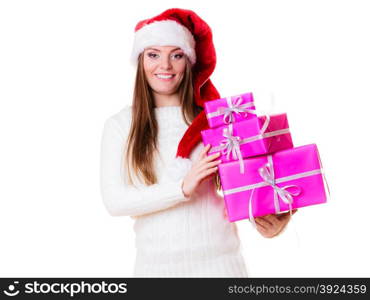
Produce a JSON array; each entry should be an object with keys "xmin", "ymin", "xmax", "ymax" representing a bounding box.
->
[
  {"xmin": 199, "ymin": 159, "xmax": 221, "ymax": 172},
  {"xmin": 199, "ymin": 166, "xmax": 218, "ymax": 180},
  {"xmin": 202, "ymin": 151, "xmax": 220, "ymax": 163},
  {"xmin": 275, "ymin": 212, "xmax": 293, "ymax": 224},
  {"xmin": 255, "ymin": 210, "xmax": 297, "ymax": 239},
  {"xmin": 256, "ymin": 223, "xmax": 268, "ymax": 234},
  {"xmin": 183, "ymin": 146, "xmax": 220, "ymax": 198},
  {"xmin": 262, "ymin": 214, "xmax": 281, "ymax": 227},
  {"xmin": 193, "ymin": 151, "xmax": 220, "ymax": 171},
  {"xmin": 276, "ymin": 214, "xmax": 291, "ymax": 224},
  {"xmin": 255, "ymin": 216, "xmax": 273, "ymax": 227},
  {"xmin": 255, "ymin": 219, "xmax": 268, "ymax": 230},
  {"xmin": 277, "ymin": 209, "xmax": 298, "ymax": 220},
  {"xmin": 198, "ymin": 144, "xmax": 211, "ymax": 160}
]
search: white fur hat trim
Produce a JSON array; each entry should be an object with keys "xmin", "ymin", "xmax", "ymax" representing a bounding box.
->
[{"xmin": 131, "ymin": 20, "xmax": 196, "ymax": 65}]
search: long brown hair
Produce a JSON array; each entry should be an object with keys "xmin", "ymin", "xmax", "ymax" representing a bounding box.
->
[{"xmin": 124, "ymin": 53, "xmax": 202, "ymax": 186}]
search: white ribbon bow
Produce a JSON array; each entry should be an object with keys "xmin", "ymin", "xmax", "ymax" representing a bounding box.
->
[
  {"xmin": 219, "ymin": 124, "xmax": 245, "ymax": 173},
  {"xmin": 248, "ymin": 156, "xmax": 301, "ymax": 229},
  {"xmin": 216, "ymin": 113, "xmax": 271, "ymax": 174},
  {"xmin": 218, "ymin": 96, "xmax": 256, "ymax": 124}
]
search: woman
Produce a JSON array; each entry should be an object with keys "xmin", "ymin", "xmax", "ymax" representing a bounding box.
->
[{"xmin": 100, "ymin": 8, "xmax": 295, "ymax": 277}]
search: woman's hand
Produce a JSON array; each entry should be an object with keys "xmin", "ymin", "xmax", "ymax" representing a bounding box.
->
[
  {"xmin": 182, "ymin": 144, "xmax": 221, "ymax": 198},
  {"xmin": 255, "ymin": 209, "xmax": 298, "ymax": 238}
]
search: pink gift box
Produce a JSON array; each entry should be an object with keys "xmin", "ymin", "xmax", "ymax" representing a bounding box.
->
[
  {"xmin": 201, "ymin": 113, "xmax": 293, "ymax": 164},
  {"xmin": 218, "ymin": 144, "xmax": 328, "ymax": 222},
  {"xmin": 204, "ymin": 92, "xmax": 256, "ymax": 128}
]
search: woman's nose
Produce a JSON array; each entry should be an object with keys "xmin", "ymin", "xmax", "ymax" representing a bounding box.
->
[{"xmin": 159, "ymin": 56, "xmax": 172, "ymax": 70}]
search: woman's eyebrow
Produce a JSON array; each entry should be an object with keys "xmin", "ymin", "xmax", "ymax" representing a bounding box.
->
[{"xmin": 146, "ymin": 47, "xmax": 182, "ymax": 52}]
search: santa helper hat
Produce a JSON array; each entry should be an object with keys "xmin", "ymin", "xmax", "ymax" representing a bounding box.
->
[{"xmin": 131, "ymin": 8, "xmax": 220, "ymax": 163}]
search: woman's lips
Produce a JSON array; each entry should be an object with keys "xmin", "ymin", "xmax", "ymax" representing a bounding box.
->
[{"xmin": 155, "ymin": 74, "xmax": 176, "ymax": 81}]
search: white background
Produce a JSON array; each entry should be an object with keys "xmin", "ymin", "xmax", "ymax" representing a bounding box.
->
[{"xmin": 0, "ymin": 0, "xmax": 369, "ymax": 277}]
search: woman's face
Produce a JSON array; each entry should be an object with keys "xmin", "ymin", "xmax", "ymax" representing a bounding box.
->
[{"xmin": 143, "ymin": 46, "xmax": 187, "ymax": 96}]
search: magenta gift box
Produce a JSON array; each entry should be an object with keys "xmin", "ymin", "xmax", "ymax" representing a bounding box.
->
[
  {"xmin": 218, "ymin": 144, "xmax": 328, "ymax": 222},
  {"xmin": 201, "ymin": 113, "xmax": 293, "ymax": 162},
  {"xmin": 204, "ymin": 93, "xmax": 256, "ymax": 128}
]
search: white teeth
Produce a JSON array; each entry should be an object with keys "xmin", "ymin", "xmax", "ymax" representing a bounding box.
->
[{"xmin": 156, "ymin": 74, "xmax": 174, "ymax": 79}]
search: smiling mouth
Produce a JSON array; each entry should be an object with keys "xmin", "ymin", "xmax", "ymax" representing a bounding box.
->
[{"xmin": 155, "ymin": 74, "xmax": 176, "ymax": 79}]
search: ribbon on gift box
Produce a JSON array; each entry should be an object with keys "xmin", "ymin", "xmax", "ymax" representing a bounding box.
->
[
  {"xmin": 206, "ymin": 95, "xmax": 256, "ymax": 124},
  {"xmin": 219, "ymin": 124, "xmax": 245, "ymax": 173},
  {"xmin": 211, "ymin": 126, "xmax": 290, "ymax": 155},
  {"xmin": 248, "ymin": 155, "xmax": 302, "ymax": 228},
  {"xmin": 222, "ymin": 155, "xmax": 325, "ymax": 227},
  {"xmin": 222, "ymin": 147, "xmax": 330, "ymax": 247},
  {"xmin": 208, "ymin": 115, "xmax": 291, "ymax": 174}
]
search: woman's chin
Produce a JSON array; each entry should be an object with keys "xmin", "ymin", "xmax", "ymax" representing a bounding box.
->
[{"xmin": 153, "ymin": 88, "xmax": 177, "ymax": 96}]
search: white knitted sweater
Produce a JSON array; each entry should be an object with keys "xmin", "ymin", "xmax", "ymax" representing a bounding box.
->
[{"xmin": 100, "ymin": 105, "xmax": 248, "ymax": 277}]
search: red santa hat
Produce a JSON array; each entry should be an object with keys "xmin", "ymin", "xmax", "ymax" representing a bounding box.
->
[{"xmin": 131, "ymin": 8, "xmax": 220, "ymax": 158}]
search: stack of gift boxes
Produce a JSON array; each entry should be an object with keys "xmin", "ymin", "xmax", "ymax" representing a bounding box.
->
[{"xmin": 201, "ymin": 92, "xmax": 328, "ymax": 225}]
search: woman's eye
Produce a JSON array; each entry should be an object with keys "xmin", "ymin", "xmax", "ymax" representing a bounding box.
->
[
  {"xmin": 172, "ymin": 53, "xmax": 184, "ymax": 59},
  {"xmin": 147, "ymin": 53, "xmax": 159, "ymax": 59}
]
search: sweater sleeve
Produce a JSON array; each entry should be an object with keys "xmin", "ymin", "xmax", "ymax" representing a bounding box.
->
[{"xmin": 100, "ymin": 116, "xmax": 190, "ymax": 217}]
